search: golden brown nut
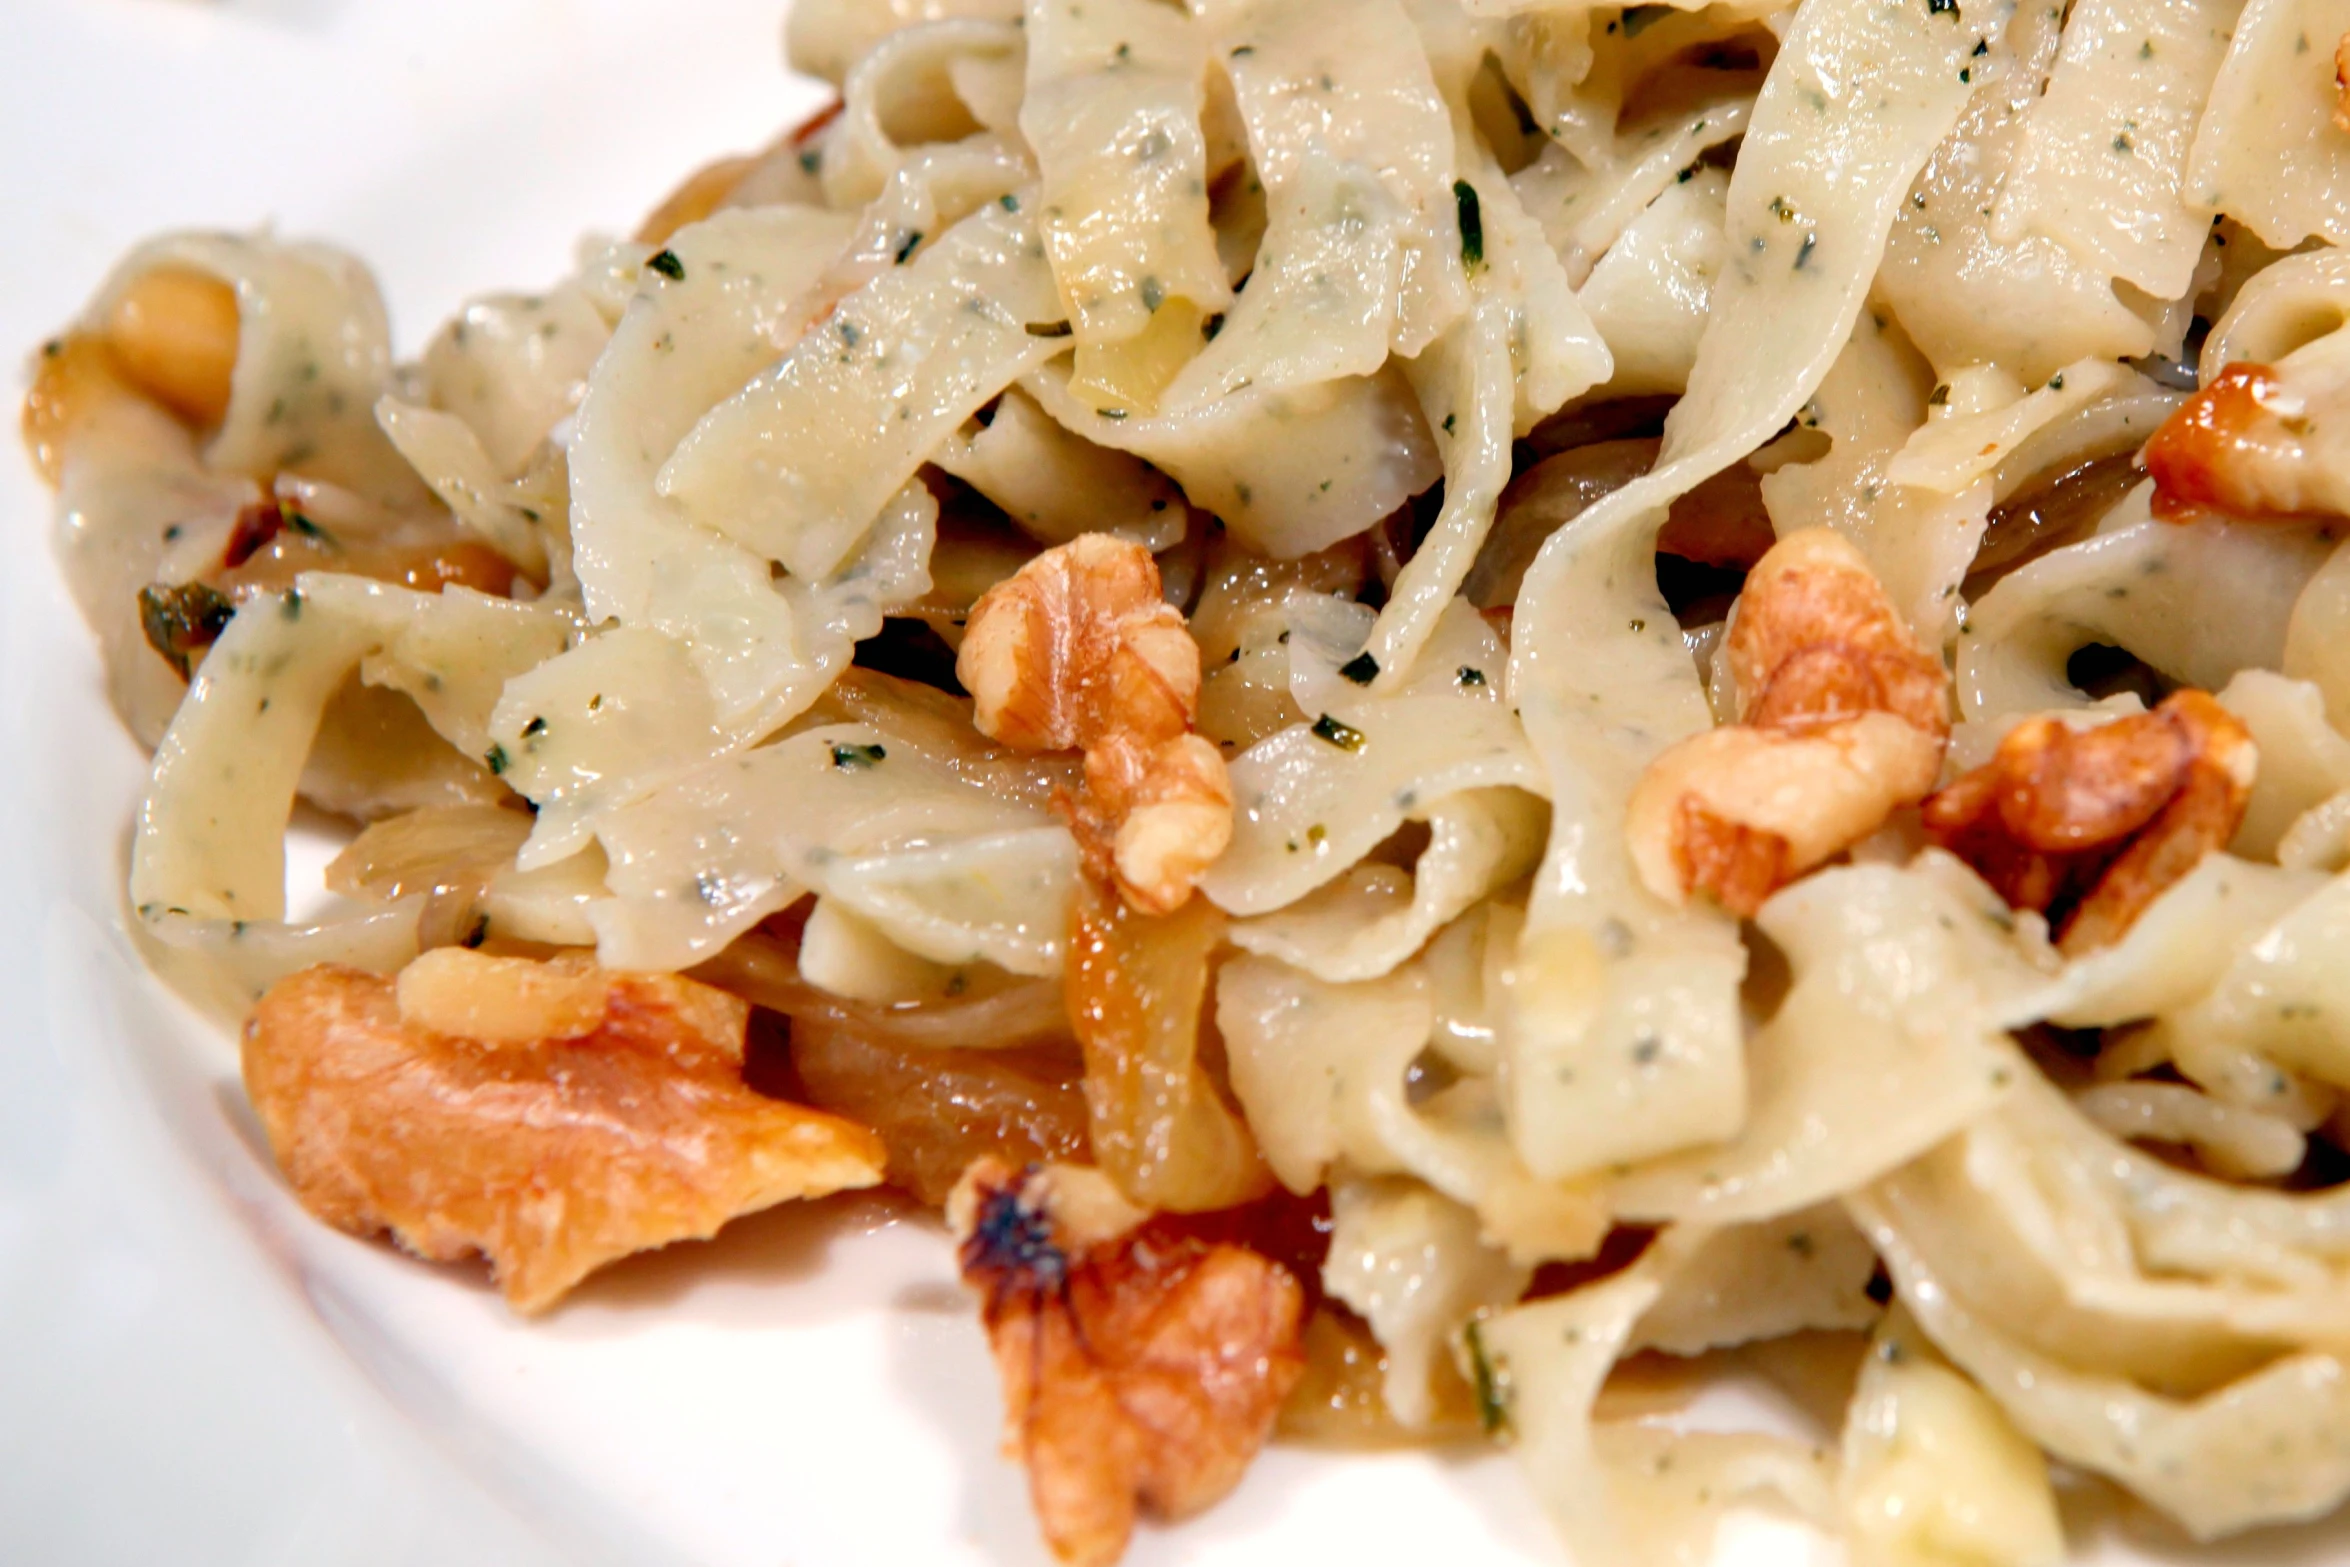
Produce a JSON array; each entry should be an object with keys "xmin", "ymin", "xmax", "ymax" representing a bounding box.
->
[
  {"xmin": 948, "ymin": 1159, "xmax": 1306, "ymax": 1567},
  {"xmin": 1625, "ymin": 528, "xmax": 1951, "ymax": 915},
  {"xmin": 243, "ymin": 954, "xmax": 886, "ymax": 1312},
  {"xmin": 1924, "ymin": 690, "xmax": 2256, "ymax": 953},
  {"xmin": 2142, "ymin": 357, "xmax": 2350, "ymax": 523},
  {"xmin": 958, "ymin": 534, "xmax": 1231, "ymax": 913}
]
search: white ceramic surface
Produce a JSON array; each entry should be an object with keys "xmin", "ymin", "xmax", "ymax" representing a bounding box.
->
[{"xmin": 1, "ymin": 7, "xmax": 2339, "ymax": 1566}]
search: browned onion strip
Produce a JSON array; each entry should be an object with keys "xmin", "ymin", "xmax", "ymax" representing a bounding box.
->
[
  {"xmin": 791, "ymin": 1019, "xmax": 1090, "ymax": 1207},
  {"xmin": 1068, "ymin": 877, "xmax": 1271, "ymax": 1213}
]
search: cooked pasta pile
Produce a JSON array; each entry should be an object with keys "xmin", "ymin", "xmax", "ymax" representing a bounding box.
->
[{"xmin": 31, "ymin": 0, "xmax": 2350, "ymax": 1560}]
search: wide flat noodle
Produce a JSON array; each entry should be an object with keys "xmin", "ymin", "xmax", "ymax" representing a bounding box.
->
[
  {"xmin": 1504, "ymin": 0, "xmax": 2003, "ymax": 1180},
  {"xmin": 2185, "ymin": 0, "xmax": 2350, "ymax": 249},
  {"xmin": 1609, "ymin": 854, "xmax": 2060, "ymax": 1224},
  {"xmin": 1020, "ymin": 0, "xmax": 1230, "ymax": 400},
  {"xmin": 1021, "ymin": 358, "xmax": 1440, "ymax": 557},
  {"xmin": 586, "ymin": 723, "xmax": 1074, "ymax": 976},
  {"xmin": 1226, "ymin": 787, "xmax": 1545, "ymax": 982},
  {"xmin": 1993, "ymin": 0, "xmax": 2238, "ymax": 300},
  {"xmin": 658, "ymin": 194, "xmax": 1061, "ymax": 580},
  {"xmin": 1876, "ymin": 0, "xmax": 2153, "ymax": 382},
  {"xmin": 1200, "ymin": 597, "xmax": 1540, "ymax": 916},
  {"xmin": 1217, "ymin": 950, "xmax": 1608, "ymax": 1263},
  {"xmin": 87, "ymin": 232, "xmax": 427, "ymax": 508},
  {"xmin": 1957, "ymin": 508, "xmax": 2339, "ymax": 721},
  {"xmin": 1578, "ymin": 167, "xmax": 1731, "ymax": 399},
  {"xmin": 1166, "ymin": 0, "xmax": 1469, "ymax": 410},
  {"xmin": 1321, "ymin": 1176, "xmax": 1530, "ymax": 1427},
  {"xmin": 1854, "ymin": 1091, "xmax": 2350, "ymax": 1539}
]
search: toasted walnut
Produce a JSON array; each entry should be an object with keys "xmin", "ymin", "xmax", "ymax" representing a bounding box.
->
[
  {"xmin": 1626, "ymin": 528, "xmax": 1951, "ymax": 915},
  {"xmin": 243, "ymin": 953, "xmax": 885, "ymax": 1312},
  {"xmin": 948, "ymin": 1159, "xmax": 1306, "ymax": 1567},
  {"xmin": 2144, "ymin": 360, "xmax": 2350, "ymax": 522},
  {"xmin": 959, "ymin": 534, "xmax": 1231, "ymax": 913},
  {"xmin": 1923, "ymin": 690, "xmax": 2257, "ymax": 953}
]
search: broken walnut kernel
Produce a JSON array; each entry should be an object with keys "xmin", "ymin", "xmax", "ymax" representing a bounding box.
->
[
  {"xmin": 243, "ymin": 951, "xmax": 885, "ymax": 1313},
  {"xmin": 948, "ymin": 1159, "xmax": 1306, "ymax": 1567},
  {"xmin": 958, "ymin": 534, "xmax": 1232, "ymax": 913},
  {"xmin": 1922, "ymin": 690, "xmax": 2257, "ymax": 953},
  {"xmin": 1626, "ymin": 528, "xmax": 1951, "ymax": 916}
]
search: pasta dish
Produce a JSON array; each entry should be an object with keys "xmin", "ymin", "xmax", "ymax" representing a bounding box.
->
[{"xmin": 29, "ymin": 0, "xmax": 2350, "ymax": 1560}]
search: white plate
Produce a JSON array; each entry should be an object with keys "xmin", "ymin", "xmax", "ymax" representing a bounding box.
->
[{"xmin": 0, "ymin": 8, "xmax": 2329, "ymax": 1566}]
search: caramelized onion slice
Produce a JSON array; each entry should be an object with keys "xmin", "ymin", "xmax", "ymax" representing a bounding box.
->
[
  {"xmin": 1068, "ymin": 878, "xmax": 1271, "ymax": 1213},
  {"xmin": 791, "ymin": 1019, "xmax": 1089, "ymax": 1207}
]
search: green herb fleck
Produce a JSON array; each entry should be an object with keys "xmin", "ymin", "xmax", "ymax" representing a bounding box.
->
[
  {"xmin": 521, "ymin": 715, "xmax": 548, "ymax": 738},
  {"xmin": 1311, "ymin": 713, "xmax": 1366, "ymax": 752},
  {"xmin": 894, "ymin": 230, "xmax": 923, "ymax": 264},
  {"xmin": 1458, "ymin": 666, "xmax": 1486, "ymax": 686},
  {"xmin": 1454, "ymin": 180, "xmax": 1486, "ymax": 274},
  {"xmin": 1139, "ymin": 275, "xmax": 1165, "ymax": 312},
  {"xmin": 485, "ymin": 743, "xmax": 510, "ymax": 776},
  {"xmin": 646, "ymin": 249, "xmax": 685, "ymax": 281},
  {"xmin": 831, "ymin": 741, "xmax": 888, "ymax": 770},
  {"xmin": 1464, "ymin": 1320, "xmax": 1511, "ymax": 1437},
  {"xmin": 1338, "ymin": 651, "xmax": 1379, "ymax": 685},
  {"xmin": 137, "ymin": 581, "xmax": 236, "ymax": 679},
  {"xmin": 279, "ymin": 589, "xmax": 303, "ymax": 622}
]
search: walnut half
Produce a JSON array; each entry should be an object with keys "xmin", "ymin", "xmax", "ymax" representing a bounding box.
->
[
  {"xmin": 958, "ymin": 534, "xmax": 1232, "ymax": 913},
  {"xmin": 1922, "ymin": 690, "xmax": 2257, "ymax": 953},
  {"xmin": 948, "ymin": 1159, "xmax": 1306, "ymax": 1567},
  {"xmin": 1626, "ymin": 528, "xmax": 1952, "ymax": 915},
  {"xmin": 243, "ymin": 950, "xmax": 885, "ymax": 1312}
]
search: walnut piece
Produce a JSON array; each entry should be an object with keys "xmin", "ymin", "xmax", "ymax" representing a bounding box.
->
[
  {"xmin": 1625, "ymin": 528, "xmax": 1951, "ymax": 915},
  {"xmin": 958, "ymin": 534, "xmax": 1232, "ymax": 913},
  {"xmin": 1922, "ymin": 690, "xmax": 2257, "ymax": 953},
  {"xmin": 2144, "ymin": 360, "xmax": 2350, "ymax": 522},
  {"xmin": 244, "ymin": 952, "xmax": 885, "ymax": 1312},
  {"xmin": 948, "ymin": 1159, "xmax": 1306, "ymax": 1567}
]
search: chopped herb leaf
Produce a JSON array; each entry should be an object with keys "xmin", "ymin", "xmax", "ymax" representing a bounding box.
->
[
  {"xmin": 1454, "ymin": 180, "xmax": 1486, "ymax": 273},
  {"xmin": 1338, "ymin": 651, "xmax": 1380, "ymax": 684},
  {"xmin": 137, "ymin": 581, "xmax": 235, "ymax": 680},
  {"xmin": 279, "ymin": 589, "xmax": 303, "ymax": 622},
  {"xmin": 831, "ymin": 741, "xmax": 888, "ymax": 770},
  {"xmin": 521, "ymin": 715, "xmax": 548, "ymax": 738},
  {"xmin": 893, "ymin": 230, "xmax": 924, "ymax": 264},
  {"xmin": 485, "ymin": 743, "xmax": 510, "ymax": 776},
  {"xmin": 1458, "ymin": 665, "xmax": 1486, "ymax": 686},
  {"xmin": 1794, "ymin": 232, "xmax": 1817, "ymax": 269},
  {"xmin": 1139, "ymin": 275, "xmax": 1164, "ymax": 312},
  {"xmin": 645, "ymin": 249, "xmax": 686, "ymax": 281},
  {"xmin": 1464, "ymin": 1320, "xmax": 1510, "ymax": 1436},
  {"xmin": 1310, "ymin": 713, "xmax": 1366, "ymax": 751},
  {"xmin": 999, "ymin": 193, "xmax": 1021, "ymax": 211}
]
